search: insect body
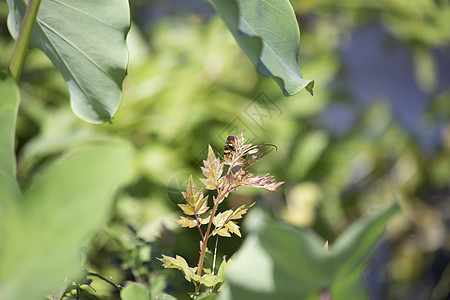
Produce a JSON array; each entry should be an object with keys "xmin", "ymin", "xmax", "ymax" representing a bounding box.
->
[{"xmin": 224, "ymin": 135, "xmax": 277, "ymax": 169}]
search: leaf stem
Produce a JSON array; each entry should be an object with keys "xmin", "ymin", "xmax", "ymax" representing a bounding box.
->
[{"xmin": 8, "ymin": 0, "xmax": 42, "ymax": 82}]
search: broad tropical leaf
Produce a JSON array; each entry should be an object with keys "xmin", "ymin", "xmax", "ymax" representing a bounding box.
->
[
  {"xmin": 6, "ymin": 0, "xmax": 130, "ymax": 123},
  {"xmin": 212, "ymin": 0, "xmax": 314, "ymax": 96}
]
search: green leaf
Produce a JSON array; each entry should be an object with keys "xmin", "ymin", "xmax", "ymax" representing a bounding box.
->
[
  {"xmin": 213, "ymin": 228, "xmax": 231, "ymax": 237},
  {"xmin": 0, "ymin": 143, "xmax": 131, "ymax": 300},
  {"xmin": 158, "ymin": 255, "xmax": 200, "ymax": 283},
  {"xmin": 330, "ymin": 202, "xmax": 401, "ymax": 300},
  {"xmin": 222, "ymin": 201, "xmax": 401, "ymax": 300},
  {"xmin": 182, "ymin": 175, "xmax": 204, "ymax": 207},
  {"xmin": 174, "ymin": 216, "xmax": 198, "ymax": 228},
  {"xmin": 0, "ymin": 71, "xmax": 20, "ymax": 201},
  {"xmin": 6, "ymin": 0, "xmax": 130, "ymax": 124},
  {"xmin": 289, "ymin": 131, "xmax": 329, "ymax": 181},
  {"xmin": 200, "ymin": 273, "xmax": 221, "ymax": 287},
  {"xmin": 225, "ymin": 221, "xmax": 241, "ymax": 237},
  {"xmin": 121, "ymin": 282, "xmax": 150, "ymax": 300},
  {"xmin": 178, "ymin": 203, "xmax": 196, "ymax": 216},
  {"xmin": 151, "ymin": 293, "xmax": 177, "ymax": 300},
  {"xmin": 211, "ymin": 0, "xmax": 313, "ymax": 96}
]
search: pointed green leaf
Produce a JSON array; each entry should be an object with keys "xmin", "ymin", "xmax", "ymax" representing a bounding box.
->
[
  {"xmin": 329, "ymin": 201, "xmax": 401, "ymax": 300},
  {"xmin": 213, "ymin": 210, "xmax": 233, "ymax": 228},
  {"xmin": 195, "ymin": 195, "xmax": 210, "ymax": 214},
  {"xmin": 178, "ymin": 203, "xmax": 196, "ymax": 216},
  {"xmin": 6, "ymin": 0, "xmax": 130, "ymax": 123},
  {"xmin": 212, "ymin": 0, "xmax": 313, "ymax": 96},
  {"xmin": 207, "ymin": 145, "xmax": 218, "ymax": 163},
  {"xmin": 158, "ymin": 255, "xmax": 199, "ymax": 283},
  {"xmin": 183, "ymin": 175, "xmax": 203, "ymax": 206},
  {"xmin": 289, "ymin": 131, "xmax": 329, "ymax": 181},
  {"xmin": 200, "ymin": 273, "xmax": 221, "ymax": 287},
  {"xmin": 200, "ymin": 177, "xmax": 218, "ymax": 190},
  {"xmin": 223, "ymin": 202, "xmax": 400, "ymax": 300},
  {"xmin": 217, "ymin": 258, "xmax": 227, "ymax": 282},
  {"xmin": 226, "ymin": 221, "xmax": 241, "ymax": 237},
  {"xmin": 120, "ymin": 282, "xmax": 150, "ymax": 300},
  {"xmin": 213, "ymin": 228, "xmax": 231, "ymax": 237},
  {"xmin": 0, "ymin": 143, "xmax": 131, "ymax": 300},
  {"xmin": 231, "ymin": 203, "xmax": 254, "ymax": 220}
]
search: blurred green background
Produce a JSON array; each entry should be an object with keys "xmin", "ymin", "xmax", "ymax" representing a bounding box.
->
[{"xmin": 1, "ymin": 0, "xmax": 449, "ymax": 299}]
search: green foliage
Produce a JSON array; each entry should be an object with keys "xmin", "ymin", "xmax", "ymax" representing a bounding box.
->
[
  {"xmin": 0, "ymin": 142, "xmax": 132, "ymax": 300},
  {"xmin": 222, "ymin": 202, "xmax": 400, "ymax": 300},
  {"xmin": 212, "ymin": 0, "xmax": 314, "ymax": 96},
  {"xmin": 120, "ymin": 282, "xmax": 150, "ymax": 300},
  {"xmin": 0, "ymin": 0, "xmax": 446, "ymax": 299},
  {"xmin": 160, "ymin": 135, "xmax": 283, "ymax": 293},
  {"xmin": 6, "ymin": 0, "xmax": 130, "ymax": 123}
]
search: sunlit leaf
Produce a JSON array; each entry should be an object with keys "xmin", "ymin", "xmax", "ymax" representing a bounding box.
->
[
  {"xmin": 195, "ymin": 196, "xmax": 210, "ymax": 215},
  {"xmin": 200, "ymin": 177, "xmax": 218, "ymax": 190},
  {"xmin": 211, "ymin": 0, "xmax": 314, "ymax": 96},
  {"xmin": 201, "ymin": 145, "xmax": 224, "ymax": 190},
  {"xmin": 178, "ymin": 203, "xmax": 195, "ymax": 216},
  {"xmin": 120, "ymin": 282, "xmax": 150, "ymax": 300},
  {"xmin": 200, "ymin": 273, "xmax": 221, "ymax": 287},
  {"xmin": 158, "ymin": 255, "xmax": 200, "ymax": 282},
  {"xmin": 182, "ymin": 175, "xmax": 204, "ymax": 207},
  {"xmin": 6, "ymin": 0, "xmax": 130, "ymax": 123},
  {"xmin": 226, "ymin": 221, "xmax": 241, "ymax": 237},
  {"xmin": 213, "ymin": 210, "xmax": 233, "ymax": 228},
  {"xmin": 213, "ymin": 228, "xmax": 231, "ymax": 237},
  {"xmin": 174, "ymin": 216, "xmax": 197, "ymax": 228},
  {"xmin": 231, "ymin": 204, "xmax": 254, "ymax": 220}
]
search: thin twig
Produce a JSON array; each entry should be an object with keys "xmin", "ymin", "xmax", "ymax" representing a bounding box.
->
[{"xmin": 87, "ymin": 271, "xmax": 122, "ymax": 290}]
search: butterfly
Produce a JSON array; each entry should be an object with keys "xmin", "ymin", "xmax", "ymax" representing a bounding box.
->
[{"xmin": 223, "ymin": 135, "xmax": 277, "ymax": 170}]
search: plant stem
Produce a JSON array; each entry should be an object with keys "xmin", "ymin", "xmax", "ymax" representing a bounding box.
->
[
  {"xmin": 8, "ymin": 0, "xmax": 42, "ymax": 82},
  {"xmin": 195, "ymin": 200, "xmax": 219, "ymax": 292}
]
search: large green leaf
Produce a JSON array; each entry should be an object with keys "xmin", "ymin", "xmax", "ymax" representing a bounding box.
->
[
  {"xmin": 0, "ymin": 143, "xmax": 131, "ymax": 300},
  {"xmin": 221, "ymin": 201, "xmax": 400, "ymax": 300},
  {"xmin": 6, "ymin": 0, "xmax": 130, "ymax": 124},
  {"xmin": 0, "ymin": 71, "xmax": 20, "ymax": 201},
  {"xmin": 211, "ymin": 0, "xmax": 314, "ymax": 96}
]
